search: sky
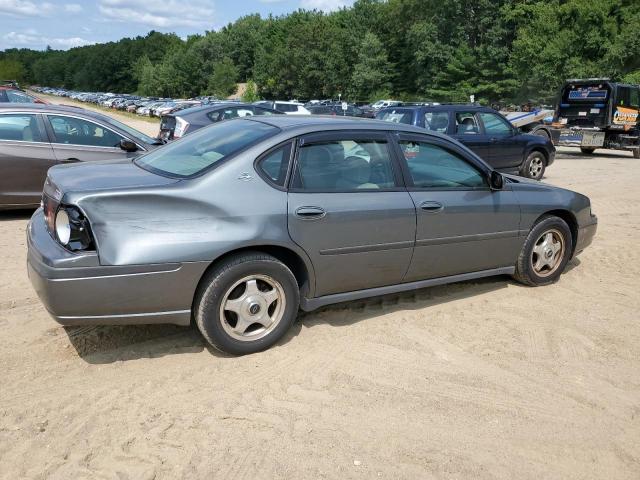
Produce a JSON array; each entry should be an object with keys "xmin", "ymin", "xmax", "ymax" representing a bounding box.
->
[{"xmin": 0, "ymin": 0, "xmax": 356, "ymax": 51}]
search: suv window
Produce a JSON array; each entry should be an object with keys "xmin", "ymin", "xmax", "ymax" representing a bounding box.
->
[
  {"xmin": 424, "ymin": 111, "xmax": 449, "ymax": 133},
  {"xmin": 257, "ymin": 143, "xmax": 291, "ymax": 187},
  {"xmin": 276, "ymin": 103, "xmax": 298, "ymax": 113},
  {"xmin": 399, "ymin": 140, "xmax": 487, "ymax": 189},
  {"xmin": 0, "ymin": 114, "xmax": 44, "ymax": 142},
  {"xmin": 47, "ymin": 115, "xmax": 123, "ymax": 147},
  {"xmin": 455, "ymin": 112, "xmax": 480, "ymax": 134},
  {"xmin": 293, "ymin": 139, "xmax": 396, "ymax": 191},
  {"xmin": 478, "ymin": 112, "xmax": 512, "ymax": 135},
  {"xmin": 376, "ymin": 109, "xmax": 413, "ymax": 125}
]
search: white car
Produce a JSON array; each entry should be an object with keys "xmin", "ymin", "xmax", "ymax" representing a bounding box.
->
[
  {"xmin": 371, "ymin": 99, "xmax": 402, "ymax": 110},
  {"xmin": 254, "ymin": 101, "xmax": 310, "ymax": 115}
]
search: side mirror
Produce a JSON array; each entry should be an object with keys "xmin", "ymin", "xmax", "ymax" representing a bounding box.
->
[
  {"xmin": 490, "ymin": 171, "xmax": 504, "ymax": 190},
  {"xmin": 120, "ymin": 138, "xmax": 138, "ymax": 152}
]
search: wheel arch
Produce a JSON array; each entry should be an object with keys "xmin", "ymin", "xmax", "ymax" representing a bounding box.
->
[{"xmin": 537, "ymin": 209, "xmax": 578, "ymax": 254}]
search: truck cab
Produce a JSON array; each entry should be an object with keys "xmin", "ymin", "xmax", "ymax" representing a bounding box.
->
[{"xmin": 552, "ymin": 79, "xmax": 640, "ymax": 157}]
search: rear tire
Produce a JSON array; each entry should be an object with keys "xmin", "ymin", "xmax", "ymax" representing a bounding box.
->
[
  {"xmin": 532, "ymin": 128, "xmax": 550, "ymax": 140},
  {"xmin": 580, "ymin": 147, "xmax": 596, "ymax": 154},
  {"xmin": 513, "ymin": 216, "xmax": 572, "ymax": 287},
  {"xmin": 194, "ymin": 252, "xmax": 300, "ymax": 355},
  {"xmin": 520, "ymin": 151, "xmax": 546, "ymax": 180},
  {"xmin": 633, "ymin": 147, "xmax": 640, "ymax": 159}
]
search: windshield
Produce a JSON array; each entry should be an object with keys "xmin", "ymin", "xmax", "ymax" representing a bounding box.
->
[
  {"xmin": 134, "ymin": 119, "xmax": 279, "ymax": 178},
  {"xmin": 102, "ymin": 116, "xmax": 158, "ymax": 145}
]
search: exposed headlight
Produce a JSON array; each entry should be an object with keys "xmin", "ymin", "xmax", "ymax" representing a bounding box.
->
[{"xmin": 55, "ymin": 209, "xmax": 71, "ymax": 245}]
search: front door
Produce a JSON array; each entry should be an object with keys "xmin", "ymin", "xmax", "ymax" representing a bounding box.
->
[
  {"xmin": 477, "ymin": 111, "xmax": 524, "ymax": 170},
  {"xmin": 0, "ymin": 112, "xmax": 56, "ymax": 207},
  {"xmin": 394, "ymin": 134, "xmax": 522, "ymax": 282},
  {"xmin": 287, "ymin": 131, "xmax": 416, "ymax": 297},
  {"xmin": 44, "ymin": 114, "xmax": 131, "ymax": 164},
  {"xmin": 450, "ymin": 111, "xmax": 492, "ymax": 161}
]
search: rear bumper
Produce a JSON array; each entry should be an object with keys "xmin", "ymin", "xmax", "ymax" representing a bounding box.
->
[
  {"xmin": 27, "ymin": 209, "xmax": 208, "ymax": 326},
  {"xmin": 573, "ymin": 216, "xmax": 597, "ymax": 258}
]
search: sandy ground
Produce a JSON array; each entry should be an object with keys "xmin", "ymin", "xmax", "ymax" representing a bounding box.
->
[{"xmin": 1, "ymin": 102, "xmax": 639, "ymax": 479}]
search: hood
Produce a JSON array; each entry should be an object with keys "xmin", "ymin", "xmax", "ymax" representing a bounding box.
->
[{"xmin": 45, "ymin": 158, "xmax": 180, "ymax": 198}]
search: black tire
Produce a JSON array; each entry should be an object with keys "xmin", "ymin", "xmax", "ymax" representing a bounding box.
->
[
  {"xmin": 513, "ymin": 215, "xmax": 572, "ymax": 287},
  {"xmin": 633, "ymin": 147, "xmax": 640, "ymax": 159},
  {"xmin": 520, "ymin": 151, "xmax": 546, "ymax": 180},
  {"xmin": 532, "ymin": 128, "xmax": 550, "ymax": 140},
  {"xmin": 194, "ymin": 252, "xmax": 300, "ymax": 355},
  {"xmin": 580, "ymin": 147, "xmax": 596, "ymax": 154}
]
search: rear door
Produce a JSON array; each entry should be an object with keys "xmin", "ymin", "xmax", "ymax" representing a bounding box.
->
[
  {"xmin": 44, "ymin": 114, "xmax": 132, "ymax": 163},
  {"xmin": 287, "ymin": 131, "xmax": 416, "ymax": 297},
  {"xmin": 477, "ymin": 111, "xmax": 525, "ymax": 170},
  {"xmin": 0, "ymin": 112, "xmax": 56, "ymax": 207},
  {"xmin": 394, "ymin": 133, "xmax": 522, "ymax": 282},
  {"xmin": 450, "ymin": 111, "xmax": 492, "ymax": 161}
]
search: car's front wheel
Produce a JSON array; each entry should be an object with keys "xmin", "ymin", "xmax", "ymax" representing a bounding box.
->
[
  {"xmin": 513, "ymin": 215, "xmax": 572, "ymax": 286},
  {"xmin": 520, "ymin": 151, "xmax": 546, "ymax": 180},
  {"xmin": 194, "ymin": 252, "xmax": 300, "ymax": 355}
]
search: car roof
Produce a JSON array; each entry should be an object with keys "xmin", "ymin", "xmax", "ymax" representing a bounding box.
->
[
  {"xmin": 172, "ymin": 102, "xmax": 257, "ymax": 117},
  {"xmin": 246, "ymin": 115, "xmax": 446, "ymax": 137},
  {"xmin": 0, "ymin": 102, "xmax": 131, "ymax": 125}
]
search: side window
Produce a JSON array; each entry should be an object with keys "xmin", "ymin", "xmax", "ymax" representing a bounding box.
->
[
  {"xmin": 455, "ymin": 112, "xmax": 480, "ymax": 134},
  {"xmin": 223, "ymin": 108, "xmax": 254, "ymax": 119},
  {"xmin": 376, "ymin": 109, "xmax": 413, "ymax": 125},
  {"xmin": 293, "ymin": 138, "xmax": 397, "ymax": 191},
  {"xmin": 400, "ymin": 140, "xmax": 487, "ymax": 189},
  {"xmin": 479, "ymin": 112, "xmax": 512, "ymax": 135},
  {"xmin": 0, "ymin": 114, "xmax": 44, "ymax": 142},
  {"xmin": 254, "ymin": 108, "xmax": 277, "ymax": 116},
  {"xmin": 616, "ymin": 87, "xmax": 631, "ymax": 107},
  {"xmin": 5, "ymin": 90, "xmax": 35, "ymax": 103},
  {"xmin": 630, "ymin": 88, "xmax": 639, "ymax": 108},
  {"xmin": 257, "ymin": 143, "xmax": 291, "ymax": 187},
  {"xmin": 207, "ymin": 111, "xmax": 222, "ymax": 122},
  {"xmin": 424, "ymin": 111, "xmax": 449, "ymax": 133},
  {"xmin": 47, "ymin": 115, "xmax": 123, "ymax": 147}
]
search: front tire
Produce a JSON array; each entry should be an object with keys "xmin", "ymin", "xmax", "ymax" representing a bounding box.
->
[
  {"xmin": 580, "ymin": 147, "xmax": 596, "ymax": 154},
  {"xmin": 520, "ymin": 151, "xmax": 546, "ymax": 180},
  {"xmin": 513, "ymin": 216, "xmax": 572, "ymax": 286},
  {"xmin": 194, "ymin": 252, "xmax": 300, "ymax": 355}
]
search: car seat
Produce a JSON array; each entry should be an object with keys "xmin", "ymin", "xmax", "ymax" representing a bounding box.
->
[
  {"xmin": 298, "ymin": 145, "xmax": 339, "ymax": 189},
  {"xmin": 22, "ymin": 117, "xmax": 39, "ymax": 142},
  {"xmin": 458, "ymin": 117, "xmax": 478, "ymax": 134},
  {"xmin": 336, "ymin": 156, "xmax": 379, "ymax": 189}
]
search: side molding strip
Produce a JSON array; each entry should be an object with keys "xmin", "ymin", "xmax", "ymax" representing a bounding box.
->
[{"xmin": 300, "ymin": 266, "xmax": 515, "ymax": 311}]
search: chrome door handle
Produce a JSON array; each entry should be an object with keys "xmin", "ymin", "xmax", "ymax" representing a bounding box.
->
[
  {"xmin": 419, "ymin": 201, "xmax": 444, "ymax": 213},
  {"xmin": 295, "ymin": 206, "xmax": 326, "ymax": 220}
]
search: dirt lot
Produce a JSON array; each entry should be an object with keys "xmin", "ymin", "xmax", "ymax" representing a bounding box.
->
[{"xmin": 1, "ymin": 103, "xmax": 639, "ymax": 479}]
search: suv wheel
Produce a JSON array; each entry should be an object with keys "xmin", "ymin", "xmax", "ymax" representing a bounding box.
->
[
  {"xmin": 580, "ymin": 147, "xmax": 596, "ymax": 154},
  {"xmin": 194, "ymin": 252, "xmax": 300, "ymax": 355},
  {"xmin": 513, "ymin": 215, "xmax": 572, "ymax": 286},
  {"xmin": 521, "ymin": 151, "xmax": 546, "ymax": 180}
]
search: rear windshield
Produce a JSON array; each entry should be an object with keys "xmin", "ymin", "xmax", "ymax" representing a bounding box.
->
[
  {"xmin": 376, "ymin": 109, "xmax": 413, "ymax": 124},
  {"xmin": 134, "ymin": 119, "xmax": 278, "ymax": 178}
]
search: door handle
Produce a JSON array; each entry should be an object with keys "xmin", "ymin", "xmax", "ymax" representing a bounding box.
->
[
  {"xmin": 60, "ymin": 158, "xmax": 79, "ymax": 163},
  {"xmin": 295, "ymin": 206, "xmax": 326, "ymax": 220},
  {"xmin": 419, "ymin": 201, "xmax": 444, "ymax": 213}
]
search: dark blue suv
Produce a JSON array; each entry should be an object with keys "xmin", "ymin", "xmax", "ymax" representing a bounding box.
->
[{"xmin": 376, "ymin": 104, "xmax": 555, "ymax": 180}]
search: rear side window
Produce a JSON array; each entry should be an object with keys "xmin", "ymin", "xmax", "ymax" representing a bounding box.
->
[
  {"xmin": 455, "ymin": 112, "xmax": 480, "ymax": 134},
  {"xmin": 376, "ymin": 109, "xmax": 413, "ymax": 125},
  {"xmin": 424, "ymin": 111, "xmax": 449, "ymax": 133},
  {"xmin": 256, "ymin": 143, "xmax": 292, "ymax": 187},
  {"xmin": 292, "ymin": 139, "xmax": 397, "ymax": 191},
  {"xmin": 400, "ymin": 141, "xmax": 487, "ymax": 189},
  {"xmin": 0, "ymin": 114, "xmax": 44, "ymax": 142}
]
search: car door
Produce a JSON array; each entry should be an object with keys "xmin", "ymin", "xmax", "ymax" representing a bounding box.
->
[
  {"xmin": 394, "ymin": 133, "xmax": 522, "ymax": 282},
  {"xmin": 0, "ymin": 112, "xmax": 56, "ymax": 207},
  {"xmin": 450, "ymin": 111, "xmax": 492, "ymax": 161},
  {"xmin": 477, "ymin": 111, "xmax": 524, "ymax": 170},
  {"xmin": 287, "ymin": 131, "xmax": 416, "ymax": 297},
  {"xmin": 44, "ymin": 114, "xmax": 131, "ymax": 163}
]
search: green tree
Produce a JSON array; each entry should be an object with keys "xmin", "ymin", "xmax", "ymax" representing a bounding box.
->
[
  {"xmin": 0, "ymin": 59, "xmax": 26, "ymax": 82},
  {"xmin": 207, "ymin": 58, "xmax": 239, "ymax": 98},
  {"xmin": 350, "ymin": 32, "xmax": 392, "ymax": 101},
  {"xmin": 242, "ymin": 80, "xmax": 260, "ymax": 102}
]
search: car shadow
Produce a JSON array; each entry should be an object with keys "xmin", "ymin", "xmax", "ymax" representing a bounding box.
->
[
  {"xmin": 555, "ymin": 149, "xmax": 634, "ymax": 160},
  {"xmin": 0, "ymin": 210, "xmax": 35, "ymax": 221},
  {"xmin": 68, "ymin": 266, "xmax": 571, "ymax": 364}
]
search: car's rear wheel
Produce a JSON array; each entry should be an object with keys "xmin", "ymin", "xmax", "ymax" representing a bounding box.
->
[
  {"xmin": 580, "ymin": 147, "xmax": 596, "ymax": 154},
  {"xmin": 521, "ymin": 151, "xmax": 546, "ymax": 180},
  {"xmin": 194, "ymin": 252, "xmax": 300, "ymax": 355},
  {"xmin": 513, "ymin": 215, "xmax": 572, "ymax": 286},
  {"xmin": 632, "ymin": 147, "xmax": 640, "ymax": 159}
]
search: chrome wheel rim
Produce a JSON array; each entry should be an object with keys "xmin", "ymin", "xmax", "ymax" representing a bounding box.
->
[
  {"xmin": 531, "ymin": 229, "xmax": 565, "ymax": 277},
  {"xmin": 219, "ymin": 274, "xmax": 286, "ymax": 342},
  {"xmin": 529, "ymin": 156, "xmax": 544, "ymax": 178}
]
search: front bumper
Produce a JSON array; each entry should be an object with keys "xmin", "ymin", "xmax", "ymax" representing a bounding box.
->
[
  {"xmin": 573, "ymin": 216, "xmax": 597, "ymax": 258},
  {"xmin": 27, "ymin": 209, "xmax": 208, "ymax": 326}
]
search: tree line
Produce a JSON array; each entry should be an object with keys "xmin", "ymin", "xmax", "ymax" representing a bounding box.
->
[{"xmin": 1, "ymin": 0, "xmax": 639, "ymax": 104}]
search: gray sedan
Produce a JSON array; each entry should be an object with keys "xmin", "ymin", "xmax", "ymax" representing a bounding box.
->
[
  {"xmin": 0, "ymin": 103, "xmax": 161, "ymax": 209},
  {"xmin": 27, "ymin": 116, "xmax": 597, "ymax": 355}
]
